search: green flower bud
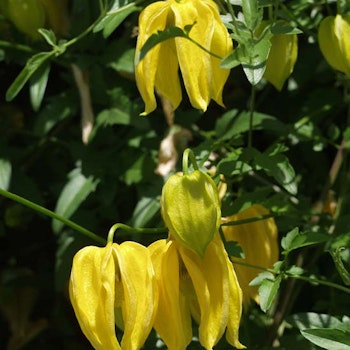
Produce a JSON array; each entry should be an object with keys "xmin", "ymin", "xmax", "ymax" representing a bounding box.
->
[
  {"xmin": 318, "ymin": 13, "xmax": 350, "ymax": 77},
  {"xmin": 161, "ymin": 170, "xmax": 221, "ymax": 257}
]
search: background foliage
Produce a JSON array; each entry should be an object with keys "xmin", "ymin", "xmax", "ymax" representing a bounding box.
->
[{"xmin": 0, "ymin": 0, "xmax": 349, "ymax": 349}]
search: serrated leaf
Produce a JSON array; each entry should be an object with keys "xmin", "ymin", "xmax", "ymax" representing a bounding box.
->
[
  {"xmin": 52, "ymin": 167, "xmax": 100, "ymax": 233},
  {"xmin": 301, "ymin": 328, "xmax": 350, "ymax": 350},
  {"xmin": 136, "ymin": 25, "xmax": 191, "ymax": 63},
  {"xmin": 258, "ymin": 274, "xmax": 282, "ymax": 312},
  {"xmin": 29, "ymin": 61, "xmax": 50, "ymax": 111},
  {"xmin": 0, "ymin": 159, "xmax": 11, "ymax": 190},
  {"xmin": 6, "ymin": 51, "xmax": 54, "ymax": 101}
]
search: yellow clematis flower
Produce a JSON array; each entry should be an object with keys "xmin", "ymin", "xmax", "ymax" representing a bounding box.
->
[
  {"xmin": 161, "ymin": 170, "xmax": 221, "ymax": 257},
  {"xmin": 221, "ymin": 205, "xmax": 279, "ymax": 308},
  {"xmin": 149, "ymin": 236, "xmax": 245, "ymax": 350},
  {"xmin": 69, "ymin": 241, "xmax": 158, "ymax": 350},
  {"xmin": 135, "ymin": 0, "xmax": 233, "ymax": 115},
  {"xmin": 318, "ymin": 13, "xmax": 350, "ymax": 77}
]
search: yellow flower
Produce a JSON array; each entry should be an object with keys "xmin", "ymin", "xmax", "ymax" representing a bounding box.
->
[
  {"xmin": 135, "ymin": 0, "xmax": 233, "ymax": 115},
  {"xmin": 318, "ymin": 13, "xmax": 350, "ymax": 77},
  {"xmin": 258, "ymin": 21, "xmax": 298, "ymax": 91},
  {"xmin": 221, "ymin": 205, "xmax": 279, "ymax": 308},
  {"xmin": 149, "ymin": 236, "xmax": 244, "ymax": 350},
  {"xmin": 161, "ymin": 170, "xmax": 221, "ymax": 257},
  {"xmin": 69, "ymin": 242, "xmax": 158, "ymax": 350}
]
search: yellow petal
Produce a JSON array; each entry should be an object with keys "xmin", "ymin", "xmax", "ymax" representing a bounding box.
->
[
  {"xmin": 222, "ymin": 205, "xmax": 279, "ymax": 307},
  {"xmin": 113, "ymin": 242, "xmax": 158, "ymax": 350},
  {"xmin": 69, "ymin": 243, "xmax": 120, "ymax": 350},
  {"xmin": 179, "ymin": 240, "xmax": 230, "ymax": 349},
  {"xmin": 149, "ymin": 240, "xmax": 192, "ymax": 350},
  {"xmin": 214, "ymin": 238, "xmax": 245, "ymax": 349},
  {"xmin": 154, "ymin": 38, "xmax": 182, "ymax": 111},
  {"xmin": 135, "ymin": 1, "xmax": 170, "ymax": 115},
  {"xmin": 205, "ymin": 0, "xmax": 233, "ymax": 105},
  {"xmin": 172, "ymin": 0, "xmax": 214, "ymax": 110}
]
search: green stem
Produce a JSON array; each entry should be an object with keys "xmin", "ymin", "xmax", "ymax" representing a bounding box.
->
[
  {"xmin": 186, "ymin": 36, "xmax": 223, "ymax": 60},
  {"xmin": 107, "ymin": 223, "xmax": 168, "ymax": 243},
  {"xmin": 182, "ymin": 148, "xmax": 199, "ymax": 175},
  {"xmin": 221, "ymin": 213, "xmax": 276, "ymax": 227},
  {"xmin": 287, "ymin": 273, "xmax": 350, "ymax": 294},
  {"xmin": 248, "ymin": 84, "xmax": 256, "ymax": 148},
  {"xmin": 0, "ymin": 188, "xmax": 106, "ymax": 245},
  {"xmin": 0, "ymin": 40, "xmax": 35, "ymax": 53}
]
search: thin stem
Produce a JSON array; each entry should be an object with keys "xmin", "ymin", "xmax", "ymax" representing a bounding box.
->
[
  {"xmin": 287, "ymin": 273, "xmax": 350, "ymax": 294},
  {"xmin": 182, "ymin": 148, "xmax": 199, "ymax": 175},
  {"xmin": 221, "ymin": 213, "xmax": 276, "ymax": 226},
  {"xmin": 0, "ymin": 188, "xmax": 105, "ymax": 245},
  {"xmin": 107, "ymin": 223, "xmax": 168, "ymax": 243},
  {"xmin": 248, "ymin": 84, "xmax": 256, "ymax": 148}
]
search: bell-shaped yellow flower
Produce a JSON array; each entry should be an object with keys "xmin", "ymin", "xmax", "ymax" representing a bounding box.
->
[
  {"xmin": 318, "ymin": 13, "xmax": 350, "ymax": 77},
  {"xmin": 135, "ymin": 0, "xmax": 233, "ymax": 115},
  {"xmin": 221, "ymin": 205, "xmax": 279, "ymax": 308},
  {"xmin": 69, "ymin": 242, "xmax": 158, "ymax": 350},
  {"xmin": 149, "ymin": 236, "xmax": 244, "ymax": 350},
  {"xmin": 264, "ymin": 32, "xmax": 298, "ymax": 91},
  {"xmin": 161, "ymin": 170, "xmax": 221, "ymax": 257}
]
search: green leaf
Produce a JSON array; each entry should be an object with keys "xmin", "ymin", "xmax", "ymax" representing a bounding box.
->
[
  {"xmin": 301, "ymin": 328, "xmax": 350, "ymax": 350},
  {"xmin": 282, "ymin": 228, "xmax": 328, "ymax": 254},
  {"xmin": 288, "ymin": 313, "xmax": 343, "ymax": 331},
  {"xmin": 241, "ymin": 34, "xmax": 271, "ymax": 85},
  {"xmin": 241, "ymin": 0, "xmax": 260, "ymax": 30},
  {"xmin": 6, "ymin": 51, "xmax": 54, "ymax": 101},
  {"xmin": 53, "ymin": 166, "xmax": 100, "ymax": 233},
  {"xmin": 38, "ymin": 28, "xmax": 57, "ymax": 46},
  {"xmin": 0, "ymin": 159, "xmax": 11, "ymax": 190},
  {"xmin": 94, "ymin": 3, "xmax": 139, "ymax": 38},
  {"xmin": 271, "ymin": 22, "xmax": 302, "ymax": 35},
  {"xmin": 29, "ymin": 61, "xmax": 51, "ymax": 111},
  {"xmin": 136, "ymin": 25, "xmax": 191, "ymax": 63},
  {"xmin": 253, "ymin": 147, "xmax": 298, "ymax": 195},
  {"xmin": 258, "ymin": 274, "xmax": 282, "ymax": 312},
  {"xmin": 224, "ymin": 241, "xmax": 245, "ymax": 258}
]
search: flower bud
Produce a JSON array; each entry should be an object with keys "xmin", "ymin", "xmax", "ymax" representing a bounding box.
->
[
  {"xmin": 264, "ymin": 32, "xmax": 298, "ymax": 90},
  {"xmin": 318, "ymin": 13, "xmax": 350, "ymax": 77},
  {"xmin": 161, "ymin": 170, "xmax": 221, "ymax": 257}
]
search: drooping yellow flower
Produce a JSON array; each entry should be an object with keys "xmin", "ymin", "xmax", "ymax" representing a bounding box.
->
[
  {"xmin": 161, "ymin": 170, "xmax": 221, "ymax": 256},
  {"xmin": 149, "ymin": 236, "xmax": 244, "ymax": 350},
  {"xmin": 221, "ymin": 205, "xmax": 279, "ymax": 308},
  {"xmin": 69, "ymin": 242, "xmax": 158, "ymax": 350},
  {"xmin": 264, "ymin": 32, "xmax": 298, "ymax": 90},
  {"xmin": 318, "ymin": 13, "xmax": 350, "ymax": 77},
  {"xmin": 135, "ymin": 0, "xmax": 233, "ymax": 115}
]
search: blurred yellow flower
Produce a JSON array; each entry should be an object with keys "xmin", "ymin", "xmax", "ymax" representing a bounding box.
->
[
  {"xmin": 69, "ymin": 242, "xmax": 158, "ymax": 350},
  {"xmin": 149, "ymin": 236, "xmax": 244, "ymax": 350},
  {"xmin": 261, "ymin": 22, "xmax": 298, "ymax": 91},
  {"xmin": 318, "ymin": 13, "xmax": 350, "ymax": 77},
  {"xmin": 221, "ymin": 205, "xmax": 279, "ymax": 308},
  {"xmin": 135, "ymin": 0, "xmax": 233, "ymax": 115}
]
